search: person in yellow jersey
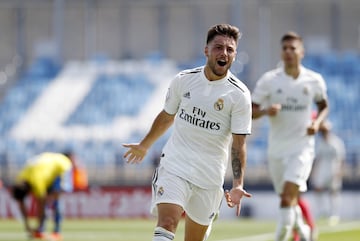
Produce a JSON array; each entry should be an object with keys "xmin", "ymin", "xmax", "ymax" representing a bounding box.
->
[{"xmin": 11, "ymin": 152, "xmax": 75, "ymax": 241}]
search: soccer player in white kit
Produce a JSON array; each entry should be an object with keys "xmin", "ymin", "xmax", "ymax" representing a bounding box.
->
[
  {"xmin": 123, "ymin": 24, "xmax": 252, "ymax": 241},
  {"xmin": 311, "ymin": 120, "xmax": 345, "ymax": 225},
  {"xmin": 251, "ymin": 32, "xmax": 329, "ymax": 241}
]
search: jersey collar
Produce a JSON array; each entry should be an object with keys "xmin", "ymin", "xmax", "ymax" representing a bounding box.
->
[
  {"xmin": 201, "ymin": 66, "xmax": 230, "ymax": 85},
  {"xmin": 281, "ymin": 65, "xmax": 306, "ymax": 80}
]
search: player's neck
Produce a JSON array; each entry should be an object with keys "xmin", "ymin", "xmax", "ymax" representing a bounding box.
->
[
  {"xmin": 284, "ymin": 65, "xmax": 300, "ymax": 79},
  {"xmin": 204, "ymin": 65, "xmax": 226, "ymax": 81}
]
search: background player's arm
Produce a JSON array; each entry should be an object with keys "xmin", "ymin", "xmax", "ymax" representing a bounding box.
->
[
  {"xmin": 307, "ymin": 99, "xmax": 329, "ymax": 135},
  {"xmin": 17, "ymin": 199, "xmax": 32, "ymax": 233},
  {"xmin": 123, "ymin": 110, "xmax": 175, "ymax": 163},
  {"xmin": 34, "ymin": 196, "xmax": 46, "ymax": 230},
  {"xmin": 29, "ymin": 182, "xmax": 48, "ymax": 231},
  {"xmin": 252, "ymin": 103, "xmax": 281, "ymax": 119}
]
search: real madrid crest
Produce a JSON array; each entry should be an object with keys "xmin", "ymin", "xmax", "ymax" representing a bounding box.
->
[
  {"xmin": 303, "ymin": 86, "xmax": 309, "ymax": 95},
  {"xmin": 157, "ymin": 186, "xmax": 164, "ymax": 196},
  {"xmin": 214, "ymin": 98, "xmax": 224, "ymax": 111}
]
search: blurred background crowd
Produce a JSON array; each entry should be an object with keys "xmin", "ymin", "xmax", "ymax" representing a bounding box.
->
[{"xmin": 0, "ymin": 0, "xmax": 359, "ymax": 189}]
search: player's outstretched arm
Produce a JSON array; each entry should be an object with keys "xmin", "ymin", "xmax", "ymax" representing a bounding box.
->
[
  {"xmin": 123, "ymin": 110, "xmax": 175, "ymax": 164},
  {"xmin": 227, "ymin": 134, "xmax": 252, "ymax": 216}
]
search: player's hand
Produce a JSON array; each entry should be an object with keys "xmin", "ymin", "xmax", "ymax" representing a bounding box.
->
[
  {"xmin": 307, "ymin": 121, "xmax": 319, "ymax": 135},
  {"xmin": 26, "ymin": 228, "xmax": 37, "ymax": 239},
  {"xmin": 24, "ymin": 222, "xmax": 33, "ymax": 234},
  {"xmin": 224, "ymin": 188, "xmax": 252, "ymax": 216},
  {"xmin": 122, "ymin": 143, "xmax": 147, "ymax": 164},
  {"xmin": 267, "ymin": 104, "xmax": 281, "ymax": 116}
]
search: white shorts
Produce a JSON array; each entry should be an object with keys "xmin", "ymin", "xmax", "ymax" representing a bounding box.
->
[
  {"xmin": 311, "ymin": 168, "xmax": 342, "ymax": 191},
  {"xmin": 150, "ymin": 165, "xmax": 224, "ymax": 226},
  {"xmin": 268, "ymin": 150, "xmax": 314, "ymax": 194}
]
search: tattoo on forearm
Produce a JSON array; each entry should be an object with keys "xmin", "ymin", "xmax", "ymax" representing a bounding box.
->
[{"xmin": 231, "ymin": 147, "xmax": 242, "ymax": 179}]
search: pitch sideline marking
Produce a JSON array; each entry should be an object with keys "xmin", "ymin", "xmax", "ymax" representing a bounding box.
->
[
  {"xmin": 215, "ymin": 221, "xmax": 360, "ymax": 241},
  {"xmin": 0, "ymin": 220, "xmax": 359, "ymax": 240}
]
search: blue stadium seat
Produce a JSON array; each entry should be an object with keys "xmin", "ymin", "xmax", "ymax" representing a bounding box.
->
[
  {"xmin": 26, "ymin": 57, "xmax": 60, "ymax": 79},
  {"xmin": 65, "ymin": 73, "xmax": 154, "ymax": 125}
]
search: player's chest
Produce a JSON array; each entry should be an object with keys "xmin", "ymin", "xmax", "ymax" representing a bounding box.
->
[
  {"xmin": 179, "ymin": 83, "xmax": 232, "ymax": 114},
  {"xmin": 319, "ymin": 144, "xmax": 337, "ymax": 159},
  {"xmin": 269, "ymin": 81, "xmax": 313, "ymax": 104}
]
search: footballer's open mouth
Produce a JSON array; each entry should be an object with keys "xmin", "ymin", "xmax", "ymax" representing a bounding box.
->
[{"xmin": 217, "ymin": 60, "xmax": 227, "ymax": 67}]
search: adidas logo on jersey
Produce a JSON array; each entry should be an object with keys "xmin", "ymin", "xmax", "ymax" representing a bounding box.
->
[{"xmin": 183, "ymin": 92, "xmax": 191, "ymax": 99}]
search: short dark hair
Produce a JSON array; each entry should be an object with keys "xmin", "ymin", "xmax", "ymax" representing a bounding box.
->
[
  {"xmin": 281, "ymin": 31, "xmax": 303, "ymax": 43},
  {"xmin": 12, "ymin": 182, "xmax": 30, "ymax": 201},
  {"xmin": 62, "ymin": 151, "xmax": 73, "ymax": 158},
  {"xmin": 206, "ymin": 24, "xmax": 241, "ymax": 44}
]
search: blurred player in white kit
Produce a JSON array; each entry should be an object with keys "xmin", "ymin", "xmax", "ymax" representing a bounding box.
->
[
  {"xmin": 251, "ymin": 31, "xmax": 329, "ymax": 241},
  {"xmin": 311, "ymin": 120, "xmax": 345, "ymax": 225}
]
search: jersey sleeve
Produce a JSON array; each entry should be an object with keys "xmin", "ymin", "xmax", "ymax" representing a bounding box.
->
[
  {"xmin": 231, "ymin": 89, "xmax": 252, "ymax": 135},
  {"xmin": 251, "ymin": 74, "xmax": 271, "ymax": 106},
  {"xmin": 313, "ymin": 74, "xmax": 328, "ymax": 103},
  {"xmin": 163, "ymin": 73, "xmax": 182, "ymax": 115}
]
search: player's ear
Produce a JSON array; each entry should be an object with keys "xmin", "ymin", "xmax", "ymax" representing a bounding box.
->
[{"xmin": 204, "ymin": 45, "xmax": 209, "ymax": 57}]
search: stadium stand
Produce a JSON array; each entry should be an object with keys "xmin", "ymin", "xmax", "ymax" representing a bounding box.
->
[
  {"xmin": 0, "ymin": 57, "xmax": 177, "ymax": 186},
  {"xmin": 0, "ymin": 52, "xmax": 359, "ymax": 187}
]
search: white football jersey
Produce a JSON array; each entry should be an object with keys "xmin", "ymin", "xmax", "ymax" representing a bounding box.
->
[
  {"xmin": 161, "ymin": 66, "xmax": 252, "ymax": 189},
  {"xmin": 252, "ymin": 66, "xmax": 327, "ymax": 158},
  {"xmin": 312, "ymin": 133, "xmax": 346, "ymax": 189}
]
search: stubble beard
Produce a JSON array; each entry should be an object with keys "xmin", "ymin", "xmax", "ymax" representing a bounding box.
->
[{"xmin": 209, "ymin": 61, "xmax": 230, "ymax": 79}]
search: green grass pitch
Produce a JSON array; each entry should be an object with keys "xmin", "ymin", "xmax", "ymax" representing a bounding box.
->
[{"xmin": 0, "ymin": 218, "xmax": 359, "ymax": 241}]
